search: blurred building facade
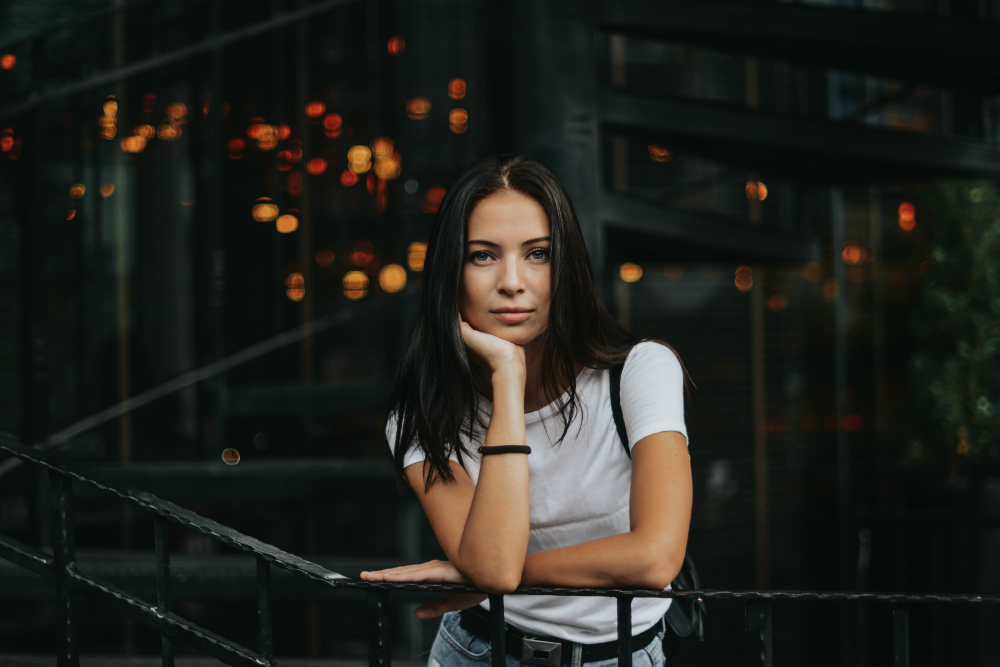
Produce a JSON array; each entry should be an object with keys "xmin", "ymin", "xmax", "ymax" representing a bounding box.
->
[{"xmin": 1, "ymin": 0, "xmax": 1000, "ymax": 665}]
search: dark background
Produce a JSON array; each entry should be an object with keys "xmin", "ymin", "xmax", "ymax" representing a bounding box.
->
[{"xmin": 1, "ymin": 1, "xmax": 1000, "ymax": 665}]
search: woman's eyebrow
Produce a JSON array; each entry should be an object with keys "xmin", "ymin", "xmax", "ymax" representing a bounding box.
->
[
  {"xmin": 521, "ymin": 236, "xmax": 551, "ymax": 246},
  {"xmin": 467, "ymin": 239, "xmax": 500, "ymax": 248}
]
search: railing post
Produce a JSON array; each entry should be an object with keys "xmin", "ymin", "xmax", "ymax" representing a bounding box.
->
[
  {"xmin": 745, "ymin": 599, "xmax": 772, "ymax": 667},
  {"xmin": 367, "ymin": 588, "xmax": 392, "ymax": 667},
  {"xmin": 617, "ymin": 595, "xmax": 634, "ymax": 667},
  {"xmin": 258, "ymin": 559, "xmax": 274, "ymax": 664},
  {"xmin": 50, "ymin": 473, "xmax": 79, "ymax": 667},
  {"xmin": 892, "ymin": 604, "xmax": 909, "ymax": 667},
  {"xmin": 488, "ymin": 594, "xmax": 506, "ymax": 667},
  {"xmin": 154, "ymin": 518, "xmax": 174, "ymax": 667}
]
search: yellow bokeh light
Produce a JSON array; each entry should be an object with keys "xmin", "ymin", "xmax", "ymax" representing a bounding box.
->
[
  {"xmin": 70, "ymin": 184, "xmax": 86, "ymax": 199},
  {"xmin": 343, "ymin": 271, "xmax": 369, "ymax": 300},
  {"xmin": 619, "ymin": 263, "xmax": 643, "ymax": 283},
  {"xmin": 371, "ymin": 137, "xmax": 394, "ymax": 159},
  {"xmin": 374, "ymin": 157, "xmax": 401, "ymax": 180},
  {"xmin": 276, "ymin": 214, "xmax": 298, "ymax": 233},
  {"xmin": 252, "ymin": 197, "xmax": 279, "ymax": 222},
  {"xmin": 378, "ymin": 264, "xmax": 407, "ymax": 293},
  {"xmin": 407, "ymin": 242, "xmax": 427, "ymax": 271},
  {"xmin": 348, "ymin": 145, "xmax": 372, "ymax": 163},
  {"xmin": 103, "ymin": 100, "xmax": 118, "ymax": 117},
  {"xmin": 406, "ymin": 97, "xmax": 431, "ymax": 120},
  {"xmin": 449, "ymin": 108, "xmax": 468, "ymax": 134},
  {"xmin": 285, "ymin": 272, "xmax": 305, "ymax": 301},
  {"xmin": 100, "ymin": 184, "xmax": 115, "ymax": 197}
]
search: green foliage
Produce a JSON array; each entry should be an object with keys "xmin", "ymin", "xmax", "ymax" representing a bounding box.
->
[{"xmin": 910, "ymin": 180, "xmax": 1000, "ymax": 462}]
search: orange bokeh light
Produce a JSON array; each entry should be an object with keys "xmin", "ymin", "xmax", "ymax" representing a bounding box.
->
[
  {"xmin": 66, "ymin": 210, "xmax": 76, "ymax": 220},
  {"xmin": 619, "ymin": 263, "xmax": 643, "ymax": 283},
  {"xmin": 134, "ymin": 124, "xmax": 155, "ymax": 139},
  {"xmin": 252, "ymin": 198, "xmax": 279, "ymax": 222},
  {"xmin": 842, "ymin": 242, "xmax": 863, "ymax": 265},
  {"xmin": 100, "ymin": 184, "xmax": 115, "ymax": 197},
  {"xmin": 448, "ymin": 78, "xmax": 467, "ymax": 100},
  {"xmin": 735, "ymin": 265, "xmax": 753, "ymax": 292},
  {"xmin": 379, "ymin": 264, "xmax": 407, "ymax": 293},
  {"xmin": 277, "ymin": 124, "xmax": 291, "ymax": 140},
  {"xmin": 323, "ymin": 113, "xmax": 343, "ymax": 138},
  {"xmin": 70, "ymin": 184, "xmax": 86, "ymax": 198},
  {"xmin": 306, "ymin": 158, "xmax": 327, "ymax": 175},
  {"xmin": 387, "ymin": 35, "xmax": 405, "ymax": 56},
  {"xmin": 341, "ymin": 170, "xmax": 359, "ymax": 186},
  {"xmin": 0, "ymin": 54, "xmax": 16, "ymax": 70},
  {"xmin": 449, "ymin": 108, "xmax": 468, "ymax": 134},
  {"xmin": 305, "ymin": 101, "xmax": 326, "ymax": 118},
  {"xmin": 407, "ymin": 242, "xmax": 427, "ymax": 271},
  {"xmin": 121, "ymin": 136, "xmax": 146, "ymax": 153},
  {"xmin": 406, "ymin": 97, "xmax": 431, "ymax": 120},
  {"xmin": 285, "ymin": 272, "xmax": 305, "ymax": 301},
  {"xmin": 343, "ymin": 271, "xmax": 369, "ymax": 300},
  {"xmin": 0, "ymin": 136, "xmax": 13, "ymax": 152},
  {"xmin": 648, "ymin": 144, "xmax": 671, "ymax": 162},
  {"xmin": 316, "ymin": 249, "xmax": 335, "ymax": 267},
  {"xmin": 898, "ymin": 202, "xmax": 916, "ymax": 231},
  {"xmin": 276, "ymin": 214, "xmax": 299, "ymax": 233}
]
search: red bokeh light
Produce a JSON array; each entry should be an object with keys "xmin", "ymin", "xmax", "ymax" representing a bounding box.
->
[
  {"xmin": 305, "ymin": 101, "xmax": 326, "ymax": 118},
  {"xmin": 387, "ymin": 35, "xmax": 405, "ymax": 56},
  {"xmin": 341, "ymin": 170, "xmax": 359, "ymax": 186},
  {"xmin": 306, "ymin": 158, "xmax": 327, "ymax": 175}
]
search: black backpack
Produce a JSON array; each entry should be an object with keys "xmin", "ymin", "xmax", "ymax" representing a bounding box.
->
[{"xmin": 610, "ymin": 362, "xmax": 706, "ymax": 658}]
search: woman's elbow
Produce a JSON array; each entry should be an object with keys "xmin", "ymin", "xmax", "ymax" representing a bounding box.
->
[
  {"xmin": 471, "ymin": 569, "xmax": 521, "ymax": 595},
  {"xmin": 634, "ymin": 545, "xmax": 685, "ymax": 590}
]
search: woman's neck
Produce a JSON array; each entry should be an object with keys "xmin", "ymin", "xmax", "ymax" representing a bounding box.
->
[{"xmin": 475, "ymin": 339, "xmax": 582, "ymax": 413}]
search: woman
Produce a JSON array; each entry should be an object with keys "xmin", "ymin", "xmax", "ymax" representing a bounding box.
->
[{"xmin": 361, "ymin": 155, "xmax": 692, "ymax": 667}]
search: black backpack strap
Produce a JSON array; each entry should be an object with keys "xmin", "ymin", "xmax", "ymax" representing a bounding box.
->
[{"xmin": 609, "ymin": 362, "xmax": 631, "ymax": 459}]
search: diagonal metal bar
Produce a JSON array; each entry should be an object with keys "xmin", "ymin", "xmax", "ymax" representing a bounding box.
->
[
  {"xmin": 0, "ymin": 0, "xmax": 362, "ymax": 122},
  {"xmin": 0, "ymin": 289, "xmax": 411, "ymax": 478},
  {"xmin": 0, "ymin": 532, "xmax": 55, "ymax": 578}
]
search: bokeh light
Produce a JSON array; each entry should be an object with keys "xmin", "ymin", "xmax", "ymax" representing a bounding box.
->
[
  {"xmin": 221, "ymin": 448, "xmax": 241, "ymax": 465},
  {"xmin": 448, "ymin": 78, "xmax": 467, "ymax": 100},
  {"xmin": 735, "ymin": 265, "xmax": 753, "ymax": 291},
  {"xmin": 406, "ymin": 97, "xmax": 431, "ymax": 120},
  {"xmin": 287, "ymin": 171, "xmax": 303, "ymax": 196},
  {"xmin": 323, "ymin": 113, "xmax": 343, "ymax": 138},
  {"xmin": 66, "ymin": 210, "xmax": 76, "ymax": 220},
  {"xmin": 842, "ymin": 242, "xmax": 864, "ymax": 265},
  {"xmin": 285, "ymin": 272, "xmax": 305, "ymax": 301},
  {"xmin": 619, "ymin": 263, "xmax": 643, "ymax": 282},
  {"xmin": 276, "ymin": 213, "xmax": 298, "ymax": 233},
  {"xmin": 407, "ymin": 242, "xmax": 427, "ymax": 271},
  {"xmin": 277, "ymin": 124, "xmax": 291, "ymax": 140},
  {"xmin": 898, "ymin": 202, "xmax": 916, "ymax": 231},
  {"xmin": 100, "ymin": 184, "xmax": 115, "ymax": 197},
  {"xmin": 103, "ymin": 100, "xmax": 118, "ymax": 117},
  {"xmin": 348, "ymin": 145, "xmax": 372, "ymax": 174},
  {"xmin": 350, "ymin": 240, "xmax": 373, "ymax": 267},
  {"xmin": 305, "ymin": 101, "xmax": 326, "ymax": 118},
  {"xmin": 0, "ymin": 54, "xmax": 16, "ymax": 70},
  {"xmin": 315, "ymin": 249, "xmax": 335, "ymax": 267},
  {"xmin": 343, "ymin": 271, "xmax": 369, "ymax": 300},
  {"xmin": 306, "ymin": 158, "xmax": 328, "ymax": 175},
  {"xmin": 449, "ymin": 108, "xmax": 468, "ymax": 134},
  {"xmin": 341, "ymin": 170, "xmax": 359, "ymax": 186},
  {"xmin": 141, "ymin": 93, "xmax": 156, "ymax": 112},
  {"xmin": 374, "ymin": 155, "xmax": 401, "ymax": 180},
  {"xmin": 157, "ymin": 124, "xmax": 180, "ymax": 140},
  {"xmin": 252, "ymin": 197, "xmax": 279, "ymax": 222},
  {"xmin": 648, "ymin": 144, "xmax": 671, "ymax": 162},
  {"xmin": 166, "ymin": 103, "xmax": 187, "ymax": 120},
  {"xmin": 379, "ymin": 264, "xmax": 407, "ymax": 293},
  {"xmin": 801, "ymin": 262, "xmax": 822, "ymax": 282},
  {"xmin": 70, "ymin": 184, "xmax": 86, "ymax": 198},
  {"xmin": 227, "ymin": 138, "xmax": 246, "ymax": 159},
  {"xmin": 134, "ymin": 124, "xmax": 155, "ymax": 139},
  {"xmin": 121, "ymin": 135, "xmax": 146, "ymax": 153},
  {"xmin": 423, "ymin": 187, "xmax": 446, "ymax": 214},
  {"xmin": 767, "ymin": 294, "xmax": 788, "ymax": 311},
  {"xmin": 387, "ymin": 35, "xmax": 405, "ymax": 55},
  {"xmin": 371, "ymin": 137, "xmax": 394, "ymax": 159}
]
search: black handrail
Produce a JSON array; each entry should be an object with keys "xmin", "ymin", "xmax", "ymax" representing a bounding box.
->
[{"xmin": 1, "ymin": 434, "xmax": 998, "ymax": 667}]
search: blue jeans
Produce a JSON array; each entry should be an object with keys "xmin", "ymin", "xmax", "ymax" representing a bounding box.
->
[{"xmin": 428, "ymin": 611, "xmax": 666, "ymax": 667}]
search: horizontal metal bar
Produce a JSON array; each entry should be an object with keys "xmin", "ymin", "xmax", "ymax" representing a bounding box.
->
[
  {"xmin": 600, "ymin": 92, "xmax": 1000, "ymax": 179},
  {"xmin": 598, "ymin": 0, "xmax": 1000, "ymax": 91},
  {"xmin": 0, "ymin": 288, "xmax": 411, "ymax": 478},
  {"xmin": 0, "ymin": 0, "xmax": 361, "ymax": 122},
  {"xmin": 69, "ymin": 568, "xmax": 273, "ymax": 667},
  {"xmin": 0, "ymin": 532, "xmax": 55, "ymax": 578},
  {"xmin": 0, "ymin": 435, "xmax": 350, "ymax": 588},
  {"xmin": 599, "ymin": 193, "xmax": 821, "ymax": 264}
]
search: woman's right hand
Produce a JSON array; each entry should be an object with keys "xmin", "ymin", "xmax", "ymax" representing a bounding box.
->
[{"xmin": 459, "ymin": 317, "xmax": 526, "ymax": 380}]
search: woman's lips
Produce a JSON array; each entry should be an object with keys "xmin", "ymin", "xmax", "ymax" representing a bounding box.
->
[{"xmin": 491, "ymin": 309, "xmax": 533, "ymax": 324}]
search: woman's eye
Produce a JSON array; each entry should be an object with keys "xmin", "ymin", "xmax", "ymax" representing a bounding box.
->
[
  {"xmin": 529, "ymin": 249, "xmax": 549, "ymax": 260},
  {"xmin": 470, "ymin": 251, "xmax": 492, "ymax": 262}
]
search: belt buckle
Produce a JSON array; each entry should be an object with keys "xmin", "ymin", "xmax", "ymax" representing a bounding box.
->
[{"xmin": 521, "ymin": 638, "xmax": 562, "ymax": 666}]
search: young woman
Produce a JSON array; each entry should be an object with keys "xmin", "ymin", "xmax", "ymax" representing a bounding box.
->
[{"xmin": 361, "ymin": 155, "xmax": 692, "ymax": 667}]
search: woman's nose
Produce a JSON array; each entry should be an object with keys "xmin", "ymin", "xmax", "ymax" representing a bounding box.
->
[{"xmin": 497, "ymin": 258, "xmax": 525, "ymax": 294}]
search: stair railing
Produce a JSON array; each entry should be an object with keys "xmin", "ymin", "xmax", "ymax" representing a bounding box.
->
[{"xmin": 2, "ymin": 434, "xmax": 999, "ymax": 667}]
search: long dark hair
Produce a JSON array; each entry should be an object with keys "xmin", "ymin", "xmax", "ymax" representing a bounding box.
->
[{"xmin": 388, "ymin": 155, "xmax": 639, "ymax": 489}]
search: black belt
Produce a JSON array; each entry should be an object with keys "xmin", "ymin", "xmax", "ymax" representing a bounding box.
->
[{"xmin": 459, "ymin": 605, "xmax": 662, "ymax": 666}]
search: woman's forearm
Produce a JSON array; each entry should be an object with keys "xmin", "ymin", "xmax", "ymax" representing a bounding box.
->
[
  {"xmin": 454, "ymin": 366, "xmax": 531, "ymax": 593},
  {"xmin": 519, "ymin": 530, "xmax": 684, "ymax": 591}
]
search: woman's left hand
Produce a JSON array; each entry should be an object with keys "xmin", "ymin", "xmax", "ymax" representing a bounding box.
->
[{"xmin": 360, "ymin": 560, "xmax": 488, "ymax": 618}]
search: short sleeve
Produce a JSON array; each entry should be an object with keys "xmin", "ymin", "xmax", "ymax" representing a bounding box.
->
[
  {"xmin": 385, "ymin": 413, "xmax": 462, "ymax": 469},
  {"xmin": 619, "ymin": 342, "xmax": 688, "ymax": 448}
]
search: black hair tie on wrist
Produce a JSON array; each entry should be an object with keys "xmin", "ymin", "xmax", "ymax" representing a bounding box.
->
[{"xmin": 478, "ymin": 445, "xmax": 531, "ymax": 455}]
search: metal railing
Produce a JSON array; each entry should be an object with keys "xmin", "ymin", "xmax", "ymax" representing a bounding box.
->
[{"xmin": 2, "ymin": 434, "xmax": 999, "ymax": 667}]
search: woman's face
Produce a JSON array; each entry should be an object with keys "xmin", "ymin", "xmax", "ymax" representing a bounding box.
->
[{"xmin": 460, "ymin": 189, "xmax": 552, "ymax": 348}]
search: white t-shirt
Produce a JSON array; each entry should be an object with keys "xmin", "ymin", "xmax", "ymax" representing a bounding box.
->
[{"xmin": 388, "ymin": 341, "xmax": 688, "ymax": 644}]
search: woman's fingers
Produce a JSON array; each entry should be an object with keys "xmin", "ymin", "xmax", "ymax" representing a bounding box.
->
[{"xmin": 360, "ymin": 560, "xmax": 467, "ymax": 584}]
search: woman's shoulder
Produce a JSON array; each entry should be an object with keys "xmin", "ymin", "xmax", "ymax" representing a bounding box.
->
[{"xmin": 623, "ymin": 340, "xmax": 682, "ymax": 373}]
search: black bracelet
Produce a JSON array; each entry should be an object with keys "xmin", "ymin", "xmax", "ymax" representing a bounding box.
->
[{"xmin": 478, "ymin": 445, "xmax": 532, "ymax": 455}]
